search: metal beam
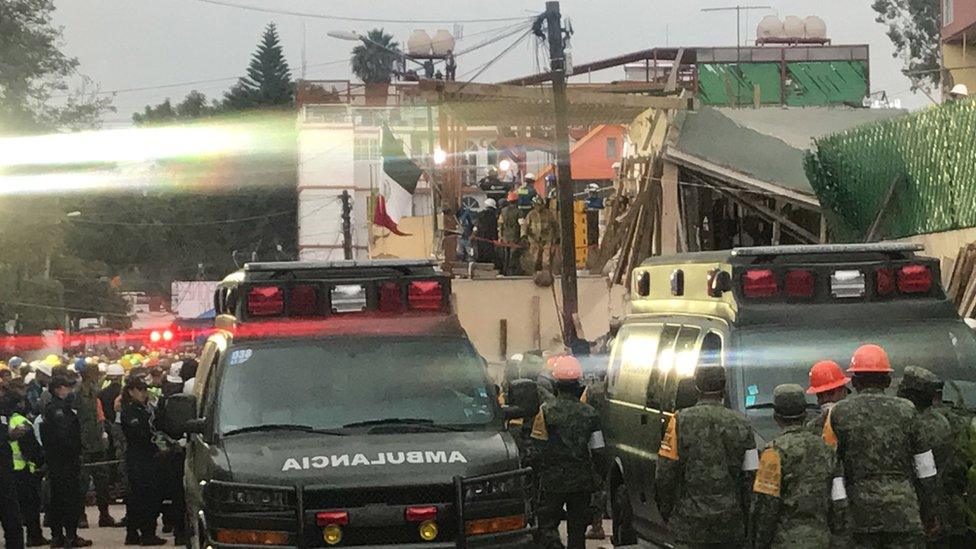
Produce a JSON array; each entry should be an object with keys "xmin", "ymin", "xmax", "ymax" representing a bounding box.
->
[
  {"xmin": 501, "ymin": 47, "xmax": 689, "ymax": 86},
  {"xmin": 418, "ymin": 80, "xmax": 694, "ymax": 111}
]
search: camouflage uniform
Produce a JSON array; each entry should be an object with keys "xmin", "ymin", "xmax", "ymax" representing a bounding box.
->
[
  {"xmin": 580, "ymin": 380, "xmax": 609, "ymax": 532},
  {"xmin": 523, "ymin": 204, "xmax": 559, "ymax": 274},
  {"xmin": 498, "ymin": 204, "xmax": 523, "ymax": 276},
  {"xmin": 753, "ymin": 385, "xmax": 847, "ymax": 549},
  {"xmin": 654, "ymin": 393, "xmax": 757, "ymax": 547},
  {"xmin": 825, "ymin": 386, "xmax": 938, "ymax": 548},
  {"xmin": 530, "ymin": 391, "xmax": 604, "ymax": 549}
]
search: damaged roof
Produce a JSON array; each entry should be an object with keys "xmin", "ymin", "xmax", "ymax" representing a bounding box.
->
[{"xmin": 666, "ymin": 106, "xmax": 906, "ymax": 203}]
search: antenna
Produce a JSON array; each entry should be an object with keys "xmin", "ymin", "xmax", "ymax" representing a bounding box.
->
[{"xmin": 702, "ymin": 5, "xmax": 771, "ymax": 107}]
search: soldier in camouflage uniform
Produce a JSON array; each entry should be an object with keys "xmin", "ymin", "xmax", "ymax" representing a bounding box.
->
[
  {"xmin": 530, "ymin": 356, "xmax": 606, "ymax": 549},
  {"xmin": 824, "ymin": 345, "xmax": 939, "ymax": 548},
  {"xmin": 498, "ymin": 195, "xmax": 524, "ymax": 276},
  {"xmin": 805, "ymin": 360, "xmax": 850, "ymax": 435},
  {"xmin": 753, "ymin": 384, "xmax": 848, "ymax": 548},
  {"xmin": 931, "ymin": 382, "xmax": 976, "ymax": 546},
  {"xmin": 655, "ymin": 365, "xmax": 758, "ymax": 548},
  {"xmin": 898, "ymin": 367, "xmax": 970, "ymax": 548},
  {"xmin": 522, "ymin": 195, "xmax": 560, "ymax": 275},
  {"xmin": 581, "ymin": 376, "xmax": 609, "ymax": 540}
]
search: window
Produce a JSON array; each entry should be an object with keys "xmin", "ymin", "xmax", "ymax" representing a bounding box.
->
[
  {"xmin": 606, "ymin": 137, "xmax": 619, "ymax": 159},
  {"xmin": 607, "ymin": 324, "xmax": 662, "ymax": 405},
  {"xmin": 646, "ymin": 325, "xmax": 680, "ymax": 410},
  {"xmin": 354, "ymin": 136, "xmax": 379, "ymax": 161},
  {"xmin": 944, "ymin": 0, "xmax": 954, "ymax": 26},
  {"xmin": 659, "ymin": 327, "xmax": 701, "ymax": 412}
]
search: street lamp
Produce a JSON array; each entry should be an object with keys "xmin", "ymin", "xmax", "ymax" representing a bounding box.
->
[
  {"xmin": 66, "ymin": 211, "xmax": 82, "ymax": 217},
  {"xmin": 327, "ymin": 30, "xmax": 361, "ymax": 41},
  {"xmin": 498, "ymin": 159, "xmax": 512, "ymax": 172},
  {"xmin": 433, "ymin": 148, "xmax": 447, "ymax": 165}
]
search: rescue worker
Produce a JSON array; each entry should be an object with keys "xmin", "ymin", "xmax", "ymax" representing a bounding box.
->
[
  {"xmin": 26, "ymin": 363, "xmax": 51, "ymax": 418},
  {"xmin": 530, "ymin": 356, "xmax": 606, "ymax": 549},
  {"xmin": 158, "ymin": 365, "xmax": 187, "ymax": 544},
  {"xmin": 897, "ymin": 367, "xmax": 968, "ymax": 547},
  {"xmin": 1, "ymin": 379, "xmax": 25, "ymax": 549},
  {"xmin": 473, "ymin": 198, "xmax": 500, "ymax": 268},
  {"xmin": 580, "ymin": 375, "xmax": 609, "ymax": 541},
  {"xmin": 824, "ymin": 344, "xmax": 939, "ymax": 547},
  {"xmin": 99, "ymin": 363, "xmax": 127, "ymax": 516},
  {"xmin": 752, "ymin": 384, "xmax": 848, "ymax": 548},
  {"xmin": 932, "ymin": 385, "xmax": 976, "ymax": 547},
  {"xmin": 516, "ymin": 173, "xmax": 538, "ymax": 214},
  {"xmin": 8, "ymin": 386, "xmax": 48, "ymax": 547},
  {"xmin": 75, "ymin": 360, "xmax": 119, "ymax": 528},
  {"xmin": 121, "ymin": 376, "xmax": 166, "ymax": 546},
  {"xmin": 523, "ymin": 195, "xmax": 560, "ymax": 275},
  {"xmin": 498, "ymin": 194, "xmax": 523, "ymax": 276},
  {"xmin": 655, "ymin": 365, "xmax": 758, "ymax": 548},
  {"xmin": 806, "ymin": 360, "xmax": 850, "ymax": 434},
  {"xmin": 41, "ymin": 376, "xmax": 92, "ymax": 547},
  {"xmin": 478, "ymin": 167, "xmax": 510, "ymax": 202}
]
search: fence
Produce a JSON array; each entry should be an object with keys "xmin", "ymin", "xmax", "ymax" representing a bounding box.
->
[{"xmin": 805, "ymin": 96, "xmax": 976, "ymax": 242}]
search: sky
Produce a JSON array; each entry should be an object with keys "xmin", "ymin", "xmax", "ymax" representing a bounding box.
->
[{"xmin": 52, "ymin": 0, "xmax": 932, "ymax": 127}]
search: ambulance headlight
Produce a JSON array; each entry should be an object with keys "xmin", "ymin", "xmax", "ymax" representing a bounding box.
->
[{"xmin": 464, "ymin": 476, "xmax": 522, "ymax": 500}]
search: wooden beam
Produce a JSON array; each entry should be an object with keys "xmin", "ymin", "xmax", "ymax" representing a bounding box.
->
[
  {"xmin": 864, "ymin": 175, "xmax": 901, "ymax": 243},
  {"xmin": 706, "ymin": 183, "xmax": 820, "ymax": 244},
  {"xmin": 665, "ymin": 48, "xmax": 685, "ymax": 92},
  {"xmin": 418, "ymin": 80, "xmax": 694, "ymax": 111}
]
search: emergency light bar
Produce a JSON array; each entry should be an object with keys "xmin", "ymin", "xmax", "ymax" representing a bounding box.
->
[
  {"xmin": 732, "ymin": 243, "xmax": 923, "ymax": 257},
  {"xmin": 244, "ymin": 259, "xmax": 436, "ymax": 272}
]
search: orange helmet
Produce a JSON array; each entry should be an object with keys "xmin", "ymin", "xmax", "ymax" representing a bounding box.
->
[
  {"xmin": 506, "ymin": 191, "xmax": 518, "ymax": 202},
  {"xmin": 552, "ymin": 355, "xmax": 583, "ymax": 382},
  {"xmin": 806, "ymin": 360, "xmax": 850, "ymax": 394},
  {"xmin": 848, "ymin": 344, "xmax": 893, "ymax": 373}
]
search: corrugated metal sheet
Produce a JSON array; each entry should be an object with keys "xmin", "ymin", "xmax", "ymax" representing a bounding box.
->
[
  {"xmin": 805, "ymin": 97, "xmax": 976, "ymax": 241},
  {"xmin": 697, "ymin": 61, "xmax": 869, "ymax": 107}
]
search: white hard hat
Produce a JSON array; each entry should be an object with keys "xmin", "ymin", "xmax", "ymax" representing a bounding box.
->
[
  {"xmin": 951, "ymin": 84, "xmax": 969, "ymax": 97},
  {"xmin": 587, "ymin": 183, "xmax": 600, "ymax": 191},
  {"xmin": 98, "ymin": 362, "xmax": 107, "ymax": 374},
  {"xmin": 35, "ymin": 363, "xmax": 53, "ymax": 377},
  {"xmin": 23, "ymin": 372, "xmax": 35, "ymax": 384},
  {"xmin": 510, "ymin": 353, "xmax": 524, "ymax": 362},
  {"xmin": 524, "ymin": 173, "xmax": 536, "ymax": 181},
  {"xmin": 106, "ymin": 363, "xmax": 125, "ymax": 377},
  {"xmin": 484, "ymin": 198, "xmax": 497, "ymax": 209},
  {"xmin": 166, "ymin": 363, "xmax": 183, "ymax": 384}
]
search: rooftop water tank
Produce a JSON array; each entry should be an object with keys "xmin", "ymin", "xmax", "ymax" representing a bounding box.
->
[
  {"xmin": 804, "ymin": 16, "xmax": 827, "ymax": 40},
  {"xmin": 407, "ymin": 29, "xmax": 432, "ymax": 56},
  {"xmin": 757, "ymin": 15, "xmax": 785, "ymax": 40},
  {"xmin": 430, "ymin": 29, "xmax": 456, "ymax": 56},
  {"xmin": 783, "ymin": 16, "xmax": 804, "ymax": 40}
]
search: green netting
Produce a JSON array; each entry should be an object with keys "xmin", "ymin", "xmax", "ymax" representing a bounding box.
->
[
  {"xmin": 698, "ymin": 63, "xmax": 783, "ymax": 106},
  {"xmin": 786, "ymin": 62, "xmax": 868, "ymax": 107},
  {"xmin": 804, "ymin": 97, "xmax": 976, "ymax": 241}
]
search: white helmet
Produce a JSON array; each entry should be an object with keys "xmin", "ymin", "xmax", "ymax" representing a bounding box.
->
[
  {"xmin": 166, "ymin": 362, "xmax": 183, "ymax": 384},
  {"xmin": 950, "ymin": 84, "xmax": 969, "ymax": 97},
  {"xmin": 524, "ymin": 173, "xmax": 536, "ymax": 182},
  {"xmin": 106, "ymin": 363, "xmax": 125, "ymax": 377},
  {"xmin": 97, "ymin": 362, "xmax": 107, "ymax": 374},
  {"xmin": 484, "ymin": 198, "xmax": 497, "ymax": 209}
]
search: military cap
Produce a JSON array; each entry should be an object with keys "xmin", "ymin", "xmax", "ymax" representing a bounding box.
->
[
  {"xmin": 899, "ymin": 366, "xmax": 942, "ymax": 395},
  {"xmin": 694, "ymin": 365, "xmax": 726, "ymax": 393},
  {"xmin": 773, "ymin": 384, "xmax": 808, "ymax": 420}
]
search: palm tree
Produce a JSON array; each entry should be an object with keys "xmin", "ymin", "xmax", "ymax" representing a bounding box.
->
[{"xmin": 350, "ymin": 29, "xmax": 400, "ymax": 105}]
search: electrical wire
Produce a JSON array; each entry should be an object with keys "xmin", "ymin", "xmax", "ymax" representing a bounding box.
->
[
  {"xmin": 453, "ymin": 20, "xmax": 534, "ymax": 58},
  {"xmin": 184, "ymin": 0, "xmax": 531, "ymax": 24},
  {"xmin": 66, "ymin": 210, "xmax": 293, "ymax": 227},
  {"xmin": 457, "ymin": 27, "xmax": 534, "ymax": 89}
]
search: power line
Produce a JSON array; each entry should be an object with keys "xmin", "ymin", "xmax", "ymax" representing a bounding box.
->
[
  {"xmin": 66, "ymin": 210, "xmax": 293, "ymax": 227},
  {"xmin": 184, "ymin": 0, "xmax": 531, "ymax": 24},
  {"xmin": 458, "ymin": 27, "xmax": 534, "ymax": 89}
]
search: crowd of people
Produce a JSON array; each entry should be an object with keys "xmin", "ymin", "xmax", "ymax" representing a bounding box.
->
[
  {"xmin": 0, "ymin": 347, "xmax": 199, "ymax": 548},
  {"xmin": 512, "ymin": 343, "xmax": 976, "ymax": 549}
]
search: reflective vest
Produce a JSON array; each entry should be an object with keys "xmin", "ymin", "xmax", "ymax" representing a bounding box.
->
[{"xmin": 9, "ymin": 413, "xmax": 36, "ymax": 473}]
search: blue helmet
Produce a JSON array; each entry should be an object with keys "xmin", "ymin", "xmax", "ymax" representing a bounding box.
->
[
  {"xmin": 8, "ymin": 357, "xmax": 23, "ymax": 369},
  {"xmin": 74, "ymin": 357, "xmax": 87, "ymax": 373}
]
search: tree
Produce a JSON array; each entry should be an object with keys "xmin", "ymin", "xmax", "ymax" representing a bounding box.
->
[
  {"xmin": 223, "ymin": 23, "xmax": 294, "ymax": 109},
  {"xmin": 350, "ymin": 29, "xmax": 400, "ymax": 84},
  {"xmin": 872, "ymin": 0, "xmax": 941, "ymax": 89},
  {"xmin": 132, "ymin": 90, "xmax": 218, "ymax": 125},
  {"xmin": 0, "ymin": 0, "xmax": 113, "ymax": 134}
]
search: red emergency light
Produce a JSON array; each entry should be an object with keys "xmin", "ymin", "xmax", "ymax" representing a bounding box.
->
[
  {"xmin": 897, "ymin": 264, "xmax": 932, "ymax": 294},
  {"xmin": 741, "ymin": 269, "xmax": 778, "ymax": 298},
  {"xmin": 405, "ymin": 506, "xmax": 437, "ymax": 523},
  {"xmin": 315, "ymin": 511, "xmax": 349, "ymax": 527},
  {"xmin": 784, "ymin": 269, "xmax": 815, "ymax": 298},
  {"xmin": 875, "ymin": 268, "xmax": 896, "ymax": 296},
  {"xmin": 247, "ymin": 286, "xmax": 285, "ymax": 317},
  {"xmin": 407, "ymin": 281, "xmax": 444, "ymax": 311}
]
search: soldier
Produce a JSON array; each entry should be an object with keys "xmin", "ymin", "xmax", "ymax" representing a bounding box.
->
[
  {"xmin": 74, "ymin": 360, "xmax": 119, "ymax": 528},
  {"xmin": 655, "ymin": 365, "xmax": 758, "ymax": 548},
  {"xmin": 523, "ymin": 195, "xmax": 560, "ymax": 275},
  {"xmin": 897, "ymin": 367, "xmax": 969, "ymax": 548},
  {"xmin": 753, "ymin": 384, "xmax": 848, "ymax": 548},
  {"xmin": 41, "ymin": 376, "xmax": 92, "ymax": 547},
  {"xmin": 824, "ymin": 345, "xmax": 939, "ymax": 548},
  {"xmin": 530, "ymin": 356, "xmax": 606, "ymax": 549},
  {"xmin": 498, "ymin": 194, "xmax": 523, "ymax": 276},
  {"xmin": 805, "ymin": 360, "xmax": 850, "ymax": 434},
  {"xmin": 0, "ymin": 381, "xmax": 25, "ymax": 549},
  {"xmin": 931, "ymin": 382, "xmax": 976, "ymax": 546}
]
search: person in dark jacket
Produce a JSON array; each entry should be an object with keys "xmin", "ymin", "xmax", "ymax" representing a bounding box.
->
[
  {"xmin": 120, "ymin": 376, "xmax": 166, "ymax": 546},
  {"xmin": 1, "ymin": 381, "xmax": 26, "ymax": 549},
  {"xmin": 473, "ymin": 198, "xmax": 500, "ymax": 268},
  {"xmin": 41, "ymin": 376, "xmax": 92, "ymax": 547},
  {"xmin": 157, "ymin": 368, "xmax": 188, "ymax": 544},
  {"xmin": 6, "ymin": 381, "xmax": 48, "ymax": 547},
  {"xmin": 74, "ymin": 361, "xmax": 119, "ymax": 527}
]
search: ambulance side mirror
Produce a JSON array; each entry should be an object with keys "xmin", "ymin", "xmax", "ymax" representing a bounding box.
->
[{"xmin": 162, "ymin": 393, "xmax": 201, "ymax": 437}]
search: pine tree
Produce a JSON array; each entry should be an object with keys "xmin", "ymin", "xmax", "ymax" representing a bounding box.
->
[{"xmin": 224, "ymin": 22, "xmax": 294, "ymax": 109}]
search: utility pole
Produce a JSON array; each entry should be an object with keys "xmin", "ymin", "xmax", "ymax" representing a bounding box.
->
[
  {"xmin": 544, "ymin": 1, "xmax": 579, "ymax": 349},
  {"xmin": 340, "ymin": 190, "xmax": 353, "ymax": 260},
  {"xmin": 702, "ymin": 5, "xmax": 771, "ymax": 107}
]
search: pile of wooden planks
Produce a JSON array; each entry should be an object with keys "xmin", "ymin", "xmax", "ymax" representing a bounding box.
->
[
  {"xmin": 945, "ymin": 243, "xmax": 976, "ymax": 318},
  {"xmin": 448, "ymin": 262, "xmax": 500, "ymax": 279}
]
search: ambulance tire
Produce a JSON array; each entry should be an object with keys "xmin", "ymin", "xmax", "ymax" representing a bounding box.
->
[{"xmin": 610, "ymin": 482, "xmax": 637, "ymax": 546}]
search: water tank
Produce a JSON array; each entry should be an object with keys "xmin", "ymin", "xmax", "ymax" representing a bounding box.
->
[
  {"xmin": 804, "ymin": 16, "xmax": 827, "ymax": 40},
  {"xmin": 756, "ymin": 15, "xmax": 784, "ymax": 40},
  {"xmin": 407, "ymin": 30, "xmax": 432, "ymax": 56},
  {"xmin": 430, "ymin": 29, "xmax": 456, "ymax": 56},
  {"xmin": 783, "ymin": 16, "xmax": 804, "ymax": 40}
]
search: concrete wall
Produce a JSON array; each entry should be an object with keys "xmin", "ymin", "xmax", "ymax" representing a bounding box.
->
[
  {"xmin": 452, "ymin": 276, "xmax": 628, "ymax": 363},
  {"xmin": 369, "ymin": 215, "xmax": 436, "ymax": 259},
  {"xmin": 893, "ymin": 227, "xmax": 976, "ymax": 283},
  {"xmin": 945, "ymin": 43, "xmax": 976, "ymax": 96}
]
